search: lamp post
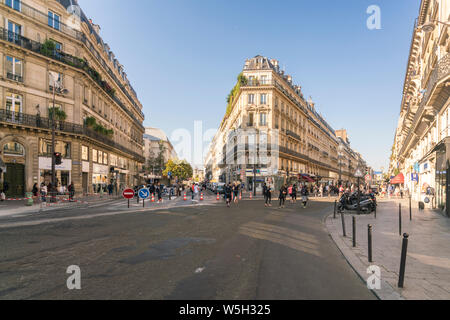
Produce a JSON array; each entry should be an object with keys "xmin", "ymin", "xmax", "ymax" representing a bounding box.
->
[
  {"xmin": 49, "ymin": 72, "xmax": 68, "ymax": 200},
  {"xmin": 417, "ymin": 20, "xmax": 450, "ymax": 33}
]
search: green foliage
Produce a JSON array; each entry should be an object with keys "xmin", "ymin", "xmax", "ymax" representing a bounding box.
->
[
  {"xmin": 163, "ymin": 159, "xmax": 193, "ymax": 181},
  {"xmin": 49, "ymin": 107, "xmax": 67, "ymax": 121},
  {"xmin": 40, "ymin": 39, "xmax": 57, "ymax": 57},
  {"xmin": 85, "ymin": 116, "xmax": 97, "ymax": 127},
  {"xmin": 147, "ymin": 141, "xmax": 167, "ymax": 176},
  {"xmin": 225, "ymin": 73, "xmax": 248, "ymax": 117},
  {"xmin": 85, "ymin": 116, "xmax": 113, "ymax": 137}
]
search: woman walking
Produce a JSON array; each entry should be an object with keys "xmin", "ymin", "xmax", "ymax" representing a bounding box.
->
[
  {"xmin": 279, "ymin": 184, "xmax": 287, "ymax": 209},
  {"xmin": 225, "ymin": 183, "xmax": 233, "ymax": 208},
  {"xmin": 233, "ymin": 183, "xmax": 239, "ymax": 204},
  {"xmin": 291, "ymin": 184, "xmax": 297, "ymax": 203}
]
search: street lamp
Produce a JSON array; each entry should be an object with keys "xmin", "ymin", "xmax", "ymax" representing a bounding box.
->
[
  {"xmin": 49, "ymin": 72, "xmax": 68, "ymax": 200},
  {"xmin": 417, "ymin": 20, "xmax": 450, "ymax": 33}
]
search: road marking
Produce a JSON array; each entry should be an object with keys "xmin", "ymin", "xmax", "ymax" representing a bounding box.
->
[{"xmin": 0, "ymin": 203, "xmax": 218, "ymax": 229}]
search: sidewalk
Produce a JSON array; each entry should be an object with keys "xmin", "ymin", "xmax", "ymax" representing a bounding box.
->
[
  {"xmin": 0, "ymin": 194, "xmax": 122, "ymax": 217},
  {"xmin": 326, "ymin": 199, "xmax": 450, "ymax": 300}
]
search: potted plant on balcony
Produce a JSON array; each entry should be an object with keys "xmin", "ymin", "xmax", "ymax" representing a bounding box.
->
[
  {"xmin": 40, "ymin": 40, "xmax": 57, "ymax": 58},
  {"xmin": 49, "ymin": 107, "xmax": 67, "ymax": 130}
]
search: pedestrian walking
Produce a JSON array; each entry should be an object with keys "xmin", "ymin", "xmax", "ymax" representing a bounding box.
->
[
  {"xmin": 279, "ymin": 184, "xmax": 287, "ymax": 208},
  {"xmin": 291, "ymin": 184, "xmax": 297, "ymax": 203},
  {"xmin": 301, "ymin": 185, "xmax": 309, "ymax": 208},
  {"xmin": 157, "ymin": 184, "xmax": 163, "ymax": 203},
  {"xmin": 40, "ymin": 183, "xmax": 48, "ymax": 202},
  {"xmin": 233, "ymin": 183, "xmax": 239, "ymax": 204},
  {"xmin": 68, "ymin": 183, "xmax": 75, "ymax": 201},
  {"xmin": 225, "ymin": 183, "xmax": 232, "ymax": 207}
]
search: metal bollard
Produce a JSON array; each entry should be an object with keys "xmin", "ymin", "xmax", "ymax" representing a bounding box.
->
[
  {"xmin": 340, "ymin": 211, "xmax": 347, "ymax": 237},
  {"xmin": 352, "ymin": 216, "xmax": 356, "ymax": 247},
  {"xmin": 398, "ymin": 233, "xmax": 409, "ymax": 288},
  {"xmin": 399, "ymin": 203, "xmax": 402, "ymax": 236},
  {"xmin": 368, "ymin": 224, "xmax": 373, "ymax": 263},
  {"xmin": 334, "ymin": 200, "xmax": 337, "ymax": 219}
]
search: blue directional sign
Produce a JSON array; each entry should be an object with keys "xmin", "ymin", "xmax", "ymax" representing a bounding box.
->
[{"xmin": 138, "ymin": 188, "xmax": 150, "ymax": 199}]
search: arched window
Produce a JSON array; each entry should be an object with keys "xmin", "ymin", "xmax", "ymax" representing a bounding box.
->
[{"xmin": 3, "ymin": 142, "xmax": 25, "ymax": 156}]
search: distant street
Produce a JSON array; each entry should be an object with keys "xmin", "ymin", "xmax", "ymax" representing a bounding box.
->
[{"xmin": 0, "ymin": 196, "xmax": 376, "ymax": 300}]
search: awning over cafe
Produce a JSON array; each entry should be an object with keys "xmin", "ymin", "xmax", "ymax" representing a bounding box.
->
[
  {"xmin": 390, "ymin": 173, "xmax": 404, "ymax": 184},
  {"xmin": 298, "ymin": 174, "xmax": 315, "ymax": 182}
]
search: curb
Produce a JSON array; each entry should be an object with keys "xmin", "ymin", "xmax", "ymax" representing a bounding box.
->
[{"xmin": 324, "ymin": 213, "xmax": 404, "ymax": 300}]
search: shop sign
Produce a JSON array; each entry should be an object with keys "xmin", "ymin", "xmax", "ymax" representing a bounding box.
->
[
  {"xmin": 93, "ymin": 163, "xmax": 109, "ymax": 175},
  {"xmin": 39, "ymin": 157, "xmax": 72, "ymax": 171},
  {"xmin": 411, "ymin": 173, "xmax": 419, "ymax": 182},
  {"xmin": 82, "ymin": 161, "xmax": 90, "ymax": 173}
]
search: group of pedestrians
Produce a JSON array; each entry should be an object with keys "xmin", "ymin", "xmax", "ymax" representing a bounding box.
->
[
  {"xmin": 32, "ymin": 182, "xmax": 75, "ymax": 202},
  {"xmin": 272, "ymin": 183, "xmax": 310, "ymax": 209},
  {"xmin": 224, "ymin": 183, "xmax": 242, "ymax": 207}
]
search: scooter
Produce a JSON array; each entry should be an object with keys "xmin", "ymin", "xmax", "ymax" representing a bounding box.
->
[{"xmin": 338, "ymin": 192, "xmax": 375, "ymax": 213}]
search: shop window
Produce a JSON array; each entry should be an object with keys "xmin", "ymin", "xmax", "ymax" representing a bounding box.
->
[
  {"xmin": 3, "ymin": 142, "xmax": 24, "ymax": 156},
  {"xmin": 39, "ymin": 139, "xmax": 71, "ymax": 158}
]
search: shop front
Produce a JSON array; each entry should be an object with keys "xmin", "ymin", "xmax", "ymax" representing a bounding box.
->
[
  {"xmin": 92, "ymin": 163, "xmax": 109, "ymax": 193},
  {"xmin": 420, "ymin": 137, "xmax": 450, "ymax": 217},
  {"xmin": 39, "ymin": 157, "xmax": 72, "ymax": 190}
]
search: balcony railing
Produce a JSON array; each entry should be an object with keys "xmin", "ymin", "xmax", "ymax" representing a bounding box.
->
[
  {"xmin": 0, "ymin": 109, "xmax": 144, "ymax": 163},
  {"xmin": 0, "ymin": 27, "xmax": 144, "ymax": 130},
  {"xmin": 0, "ymin": 0, "xmax": 143, "ymax": 119},
  {"xmin": 400, "ymin": 53, "xmax": 450, "ymax": 156},
  {"xmin": 6, "ymin": 72, "xmax": 23, "ymax": 82},
  {"xmin": 286, "ymin": 129, "xmax": 301, "ymax": 141}
]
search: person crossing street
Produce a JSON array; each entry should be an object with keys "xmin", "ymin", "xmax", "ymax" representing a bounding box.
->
[
  {"xmin": 225, "ymin": 183, "xmax": 233, "ymax": 208},
  {"xmin": 301, "ymin": 184, "xmax": 309, "ymax": 208},
  {"xmin": 279, "ymin": 184, "xmax": 287, "ymax": 209}
]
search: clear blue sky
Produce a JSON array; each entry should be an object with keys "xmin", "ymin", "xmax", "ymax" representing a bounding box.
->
[{"xmin": 78, "ymin": 0, "xmax": 420, "ymax": 171}]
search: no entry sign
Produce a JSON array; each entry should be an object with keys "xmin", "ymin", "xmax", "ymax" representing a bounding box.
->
[{"xmin": 123, "ymin": 188, "xmax": 135, "ymax": 199}]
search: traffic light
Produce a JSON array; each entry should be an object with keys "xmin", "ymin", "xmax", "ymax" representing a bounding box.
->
[
  {"xmin": 110, "ymin": 166, "xmax": 115, "ymax": 173},
  {"xmin": 54, "ymin": 152, "xmax": 62, "ymax": 165}
]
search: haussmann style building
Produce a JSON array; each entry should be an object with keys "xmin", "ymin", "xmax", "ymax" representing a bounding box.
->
[
  {"xmin": 390, "ymin": 0, "xmax": 449, "ymax": 216},
  {"xmin": 0, "ymin": 0, "xmax": 145, "ymax": 197},
  {"xmin": 205, "ymin": 55, "xmax": 367, "ymax": 192}
]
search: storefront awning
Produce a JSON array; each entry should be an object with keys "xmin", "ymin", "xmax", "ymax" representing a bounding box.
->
[
  {"xmin": 390, "ymin": 173, "xmax": 404, "ymax": 184},
  {"xmin": 298, "ymin": 174, "xmax": 315, "ymax": 182}
]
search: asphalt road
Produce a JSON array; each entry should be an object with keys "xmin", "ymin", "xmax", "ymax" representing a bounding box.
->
[{"xmin": 0, "ymin": 197, "xmax": 377, "ymax": 300}]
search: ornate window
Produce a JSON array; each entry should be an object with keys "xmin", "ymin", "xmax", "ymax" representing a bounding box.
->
[{"xmin": 3, "ymin": 142, "xmax": 24, "ymax": 156}]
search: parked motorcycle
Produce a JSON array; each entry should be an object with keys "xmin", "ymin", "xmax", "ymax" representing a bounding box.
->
[{"xmin": 337, "ymin": 192, "xmax": 376, "ymax": 213}]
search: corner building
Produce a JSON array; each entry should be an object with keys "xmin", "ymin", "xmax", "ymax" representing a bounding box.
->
[
  {"xmin": 206, "ymin": 56, "xmax": 367, "ymax": 191},
  {"xmin": 0, "ymin": 0, "xmax": 145, "ymax": 197}
]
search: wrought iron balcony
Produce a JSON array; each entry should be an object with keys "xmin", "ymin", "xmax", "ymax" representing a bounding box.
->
[
  {"xmin": 0, "ymin": 109, "xmax": 144, "ymax": 163},
  {"xmin": 286, "ymin": 129, "xmax": 301, "ymax": 141},
  {"xmin": 6, "ymin": 72, "xmax": 23, "ymax": 82},
  {"xmin": 0, "ymin": 0, "xmax": 144, "ymax": 119},
  {"xmin": 0, "ymin": 27, "xmax": 144, "ymax": 130},
  {"xmin": 399, "ymin": 53, "xmax": 450, "ymax": 157}
]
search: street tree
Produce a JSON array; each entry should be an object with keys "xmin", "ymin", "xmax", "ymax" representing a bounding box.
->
[
  {"xmin": 147, "ymin": 141, "xmax": 167, "ymax": 177},
  {"xmin": 163, "ymin": 159, "xmax": 193, "ymax": 182}
]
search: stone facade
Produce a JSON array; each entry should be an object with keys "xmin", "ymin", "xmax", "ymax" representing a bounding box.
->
[
  {"xmin": 205, "ymin": 56, "xmax": 367, "ymax": 191},
  {"xmin": 0, "ymin": 0, "xmax": 145, "ymax": 196},
  {"xmin": 390, "ymin": 0, "xmax": 449, "ymax": 216}
]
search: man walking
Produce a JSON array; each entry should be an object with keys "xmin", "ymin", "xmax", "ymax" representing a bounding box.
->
[{"xmin": 301, "ymin": 184, "xmax": 309, "ymax": 208}]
